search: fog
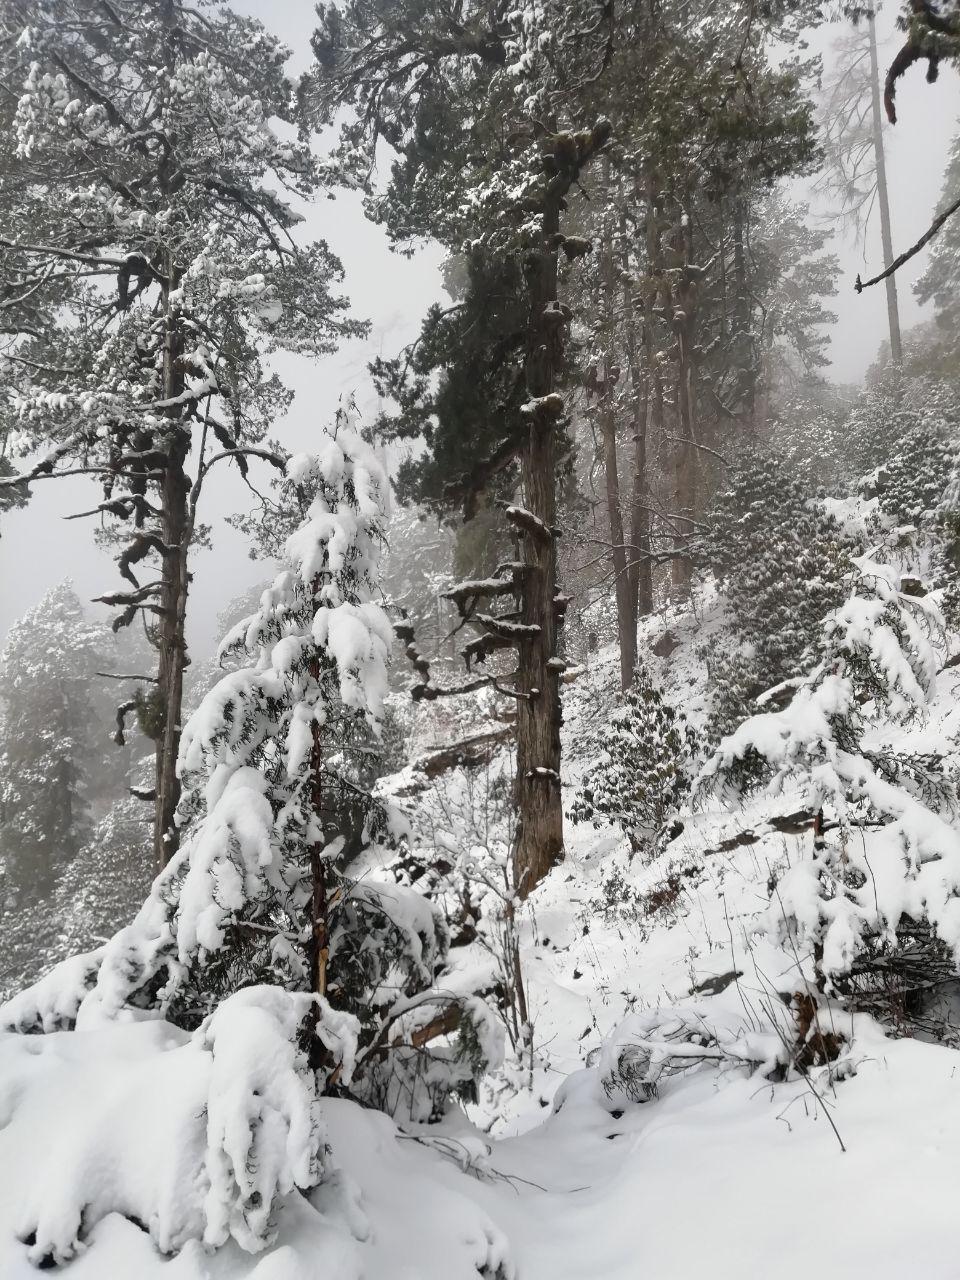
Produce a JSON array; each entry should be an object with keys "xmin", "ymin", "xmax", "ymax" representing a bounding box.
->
[{"xmin": 1, "ymin": 0, "xmax": 958, "ymax": 656}]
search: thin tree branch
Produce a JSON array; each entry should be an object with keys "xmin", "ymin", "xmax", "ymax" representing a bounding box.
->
[{"xmin": 855, "ymin": 190, "xmax": 960, "ymax": 292}]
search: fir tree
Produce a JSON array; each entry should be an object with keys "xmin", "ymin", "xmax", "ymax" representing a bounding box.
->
[{"xmin": 0, "ymin": 0, "xmax": 364, "ymax": 867}]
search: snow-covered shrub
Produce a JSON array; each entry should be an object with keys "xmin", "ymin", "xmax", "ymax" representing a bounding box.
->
[
  {"xmin": 866, "ymin": 415, "xmax": 959, "ymax": 534},
  {"xmin": 568, "ymin": 662, "xmax": 698, "ymax": 854},
  {"xmin": 699, "ymin": 452, "xmax": 853, "ymax": 739},
  {"xmin": 699, "ymin": 552, "xmax": 960, "ymax": 1003},
  {"xmin": 3, "ymin": 987, "xmax": 330, "ymax": 1263},
  {"xmin": 1, "ymin": 414, "xmax": 499, "ymax": 1132},
  {"xmin": 593, "ymin": 993, "xmax": 850, "ymax": 1107},
  {"xmin": 596, "ymin": 1003, "xmax": 792, "ymax": 1104},
  {"xmin": 585, "ymin": 862, "xmax": 695, "ymax": 933},
  {"xmin": 383, "ymin": 751, "xmax": 530, "ymax": 1065},
  {"xmin": 847, "ymin": 370, "xmax": 960, "ymax": 486}
]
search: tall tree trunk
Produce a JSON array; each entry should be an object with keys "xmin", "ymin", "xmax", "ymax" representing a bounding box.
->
[
  {"xmin": 601, "ymin": 394, "xmax": 635, "ymax": 689},
  {"xmin": 513, "ymin": 268, "xmax": 563, "ymax": 896},
  {"xmin": 868, "ymin": 9, "xmax": 903, "ymax": 365},
  {"xmin": 512, "ymin": 125, "xmax": 611, "ymax": 895},
  {"xmin": 154, "ymin": 0, "xmax": 190, "ymax": 868},
  {"xmin": 671, "ymin": 199, "xmax": 699, "ymax": 593},
  {"xmin": 600, "ymin": 208, "xmax": 636, "ymax": 691},
  {"xmin": 154, "ymin": 281, "xmax": 189, "ymax": 869},
  {"xmin": 626, "ymin": 195, "xmax": 655, "ymax": 622},
  {"xmin": 732, "ymin": 198, "xmax": 760, "ymax": 429}
]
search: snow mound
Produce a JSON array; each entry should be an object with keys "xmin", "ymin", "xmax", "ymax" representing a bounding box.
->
[{"xmin": 0, "ymin": 988, "xmax": 327, "ymax": 1266}]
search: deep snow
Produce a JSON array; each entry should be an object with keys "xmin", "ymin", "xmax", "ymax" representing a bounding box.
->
[{"xmin": 3, "ymin": 605, "xmax": 960, "ymax": 1279}]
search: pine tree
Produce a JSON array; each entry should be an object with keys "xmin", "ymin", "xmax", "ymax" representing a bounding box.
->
[
  {"xmin": 2, "ymin": 415, "xmax": 500, "ymax": 1124},
  {"xmin": 915, "ymin": 128, "xmax": 960, "ymax": 350},
  {"xmin": 0, "ymin": 1, "xmax": 364, "ymax": 867},
  {"xmin": 312, "ymin": 0, "xmax": 620, "ymax": 895}
]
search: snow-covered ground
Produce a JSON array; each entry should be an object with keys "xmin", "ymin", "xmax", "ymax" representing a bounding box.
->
[{"xmin": 3, "ymin": 606, "xmax": 960, "ymax": 1279}]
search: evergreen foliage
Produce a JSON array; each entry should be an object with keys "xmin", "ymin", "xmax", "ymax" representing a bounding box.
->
[
  {"xmin": 2, "ymin": 415, "xmax": 500, "ymax": 1124},
  {"xmin": 0, "ymin": 583, "xmax": 102, "ymax": 905},
  {"xmin": 700, "ymin": 453, "xmax": 853, "ymax": 739},
  {"xmin": 699, "ymin": 551, "xmax": 960, "ymax": 995},
  {"xmin": 0, "ymin": 0, "xmax": 366, "ymax": 864},
  {"xmin": 569, "ymin": 663, "xmax": 698, "ymax": 854}
]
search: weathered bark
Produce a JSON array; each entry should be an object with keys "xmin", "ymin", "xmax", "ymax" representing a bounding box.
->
[
  {"xmin": 512, "ymin": 123, "xmax": 611, "ymax": 895},
  {"xmin": 513, "ymin": 389, "xmax": 563, "ymax": 894},
  {"xmin": 868, "ymin": 9, "xmax": 903, "ymax": 365},
  {"xmin": 153, "ymin": 272, "xmax": 190, "ymax": 869}
]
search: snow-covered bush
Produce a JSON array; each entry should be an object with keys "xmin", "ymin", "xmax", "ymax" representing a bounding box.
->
[
  {"xmin": 699, "ymin": 551, "xmax": 960, "ymax": 1000},
  {"xmin": 2, "ymin": 987, "xmax": 330, "ymax": 1263},
  {"xmin": 699, "ymin": 451, "xmax": 853, "ymax": 739},
  {"xmin": 382, "ymin": 748, "xmax": 533, "ymax": 1064},
  {"xmin": 1, "ymin": 414, "xmax": 500, "ymax": 1136},
  {"xmin": 568, "ymin": 662, "xmax": 698, "ymax": 854}
]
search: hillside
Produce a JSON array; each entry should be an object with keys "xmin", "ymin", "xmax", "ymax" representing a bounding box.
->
[{"xmin": 4, "ymin": 587, "xmax": 960, "ymax": 1280}]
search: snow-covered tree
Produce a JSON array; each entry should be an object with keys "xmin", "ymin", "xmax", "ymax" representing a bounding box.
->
[
  {"xmin": 569, "ymin": 663, "xmax": 698, "ymax": 855},
  {"xmin": 0, "ymin": 583, "xmax": 102, "ymax": 905},
  {"xmin": 2, "ymin": 415, "xmax": 500, "ymax": 1129},
  {"xmin": 53, "ymin": 796, "xmax": 154, "ymax": 957},
  {"xmin": 0, "ymin": 0, "xmax": 364, "ymax": 868},
  {"xmin": 699, "ymin": 551, "xmax": 960, "ymax": 994}
]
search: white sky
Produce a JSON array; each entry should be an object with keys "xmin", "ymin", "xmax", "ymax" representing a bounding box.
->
[{"xmin": 1, "ymin": 0, "xmax": 958, "ymax": 656}]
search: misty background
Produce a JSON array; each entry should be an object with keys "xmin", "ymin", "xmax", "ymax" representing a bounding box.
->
[{"xmin": 1, "ymin": 0, "xmax": 957, "ymax": 656}]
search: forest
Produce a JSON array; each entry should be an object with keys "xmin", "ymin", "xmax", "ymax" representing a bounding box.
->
[{"xmin": 1, "ymin": 1, "xmax": 960, "ymax": 1276}]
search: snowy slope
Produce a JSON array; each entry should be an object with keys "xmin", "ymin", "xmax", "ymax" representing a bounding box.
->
[{"xmin": 3, "ymin": 603, "xmax": 960, "ymax": 1279}]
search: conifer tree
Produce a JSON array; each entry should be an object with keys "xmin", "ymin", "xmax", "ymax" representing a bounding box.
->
[
  {"xmin": 700, "ymin": 453, "xmax": 853, "ymax": 738},
  {"xmin": 2, "ymin": 415, "xmax": 500, "ymax": 1123},
  {"xmin": 915, "ymin": 128, "xmax": 960, "ymax": 345},
  {"xmin": 0, "ymin": 583, "xmax": 102, "ymax": 905},
  {"xmin": 699, "ymin": 552, "xmax": 960, "ymax": 993},
  {"xmin": 0, "ymin": 0, "xmax": 363, "ymax": 867},
  {"xmin": 312, "ymin": 0, "xmax": 617, "ymax": 895}
]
